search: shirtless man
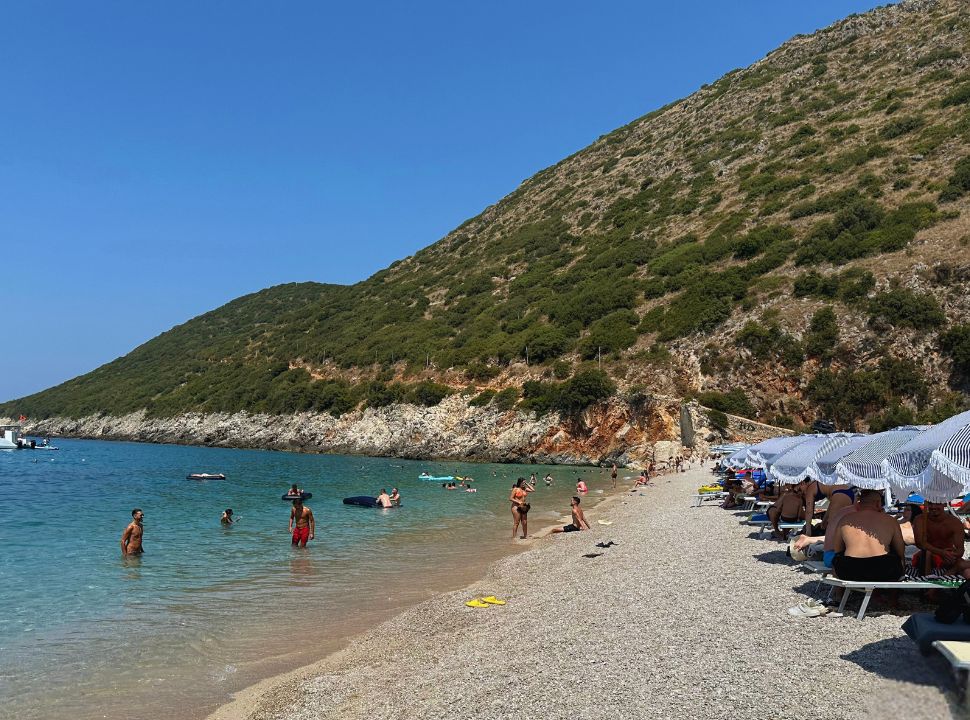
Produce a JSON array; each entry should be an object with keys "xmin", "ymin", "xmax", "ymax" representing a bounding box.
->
[
  {"xmin": 376, "ymin": 489, "xmax": 392, "ymax": 508},
  {"xmin": 794, "ymin": 497, "xmax": 858, "ymax": 568},
  {"xmin": 832, "ymin": 489, "xmax": 905, "ymax": 582},
  {"xmin": 767, "ymin": 485, "xmax": 804, "ymax": 539},
  {"xmin": 389, "ymin": 488, "xmax": 401, "ymax": 506},
  {"xmin": 551, "ymin": 496, "xmax": 591, "ymax": 534},
  {"xmin": 121, "ymin": 508, "xmax": 145, "ymax": 555},
  {"xmin": 800, "ymin": 478, "xmax": 854, "ymax": 537},
  {"xmin": 914, "ymin": 502, "xmax": 970, "ymax": 578},
  {"xmin": 289, "ymin": 498, "xmax": 314, "ymax": 547}
]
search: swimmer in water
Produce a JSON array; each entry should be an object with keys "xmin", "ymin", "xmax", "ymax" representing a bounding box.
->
[
  {"xmin": 121, "ymin": 508, "xmax": 145, "ymax": 555},
  {"xmin": 221, "ymin": 508, "xmax": 234, "ymax": 525}
]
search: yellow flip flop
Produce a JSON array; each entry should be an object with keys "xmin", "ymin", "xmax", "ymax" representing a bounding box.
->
[
  {"xmin": 465, "ymin": 599, "xmax": 490, "ymax": 608},
  {"xmin": 481, "ymin": 596, "xmax": 506, "ymax": 605}
]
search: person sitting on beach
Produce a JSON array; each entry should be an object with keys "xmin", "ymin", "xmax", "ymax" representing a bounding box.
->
[
  {"xmin": 898, "ymin": 502, "xmax": 922, "ymax": 546},
  {"xmin": 832, "ymin": 489, "xmax": 905, "ymax": 582},
  {"xmin": 576, "ymin": 479, "xmax": 588, "ymax": 494},
  {"xmin": 767, "ymin": 485, "xmax": 804, "ymax": 539},
  {"xmin": 389, "ymin": 488, "xmax": 401, "ymax": 506},
  {"xmin": 376, "ymin": 489, "xmax": 393, "ymax": 508},
  {"xmin": 552, "ymin": 496, "xmax": 591, "ymax": 534},
  {"xmin": 793, "ymin": 495, "xmax": 858, "ymax": 568},
  {"xmin": 799, "ymin": 478, "xmax": 854, "ymax": 538},
  {"xmin": 631, "ymin": 471, "xmax": 648, "ymax": 491},
  {"xmin": 289, "ymin": 498, "xmax": 314, "ymax": 547},
  {"xmin": 913, "ymin": 502, "xmax": 970, "ymax": 578},
  {"xmin": 221, "ymin": 508, "xmax": 234, "ymax": 525},
  {"xmin": 510, "ymin": 478, "xmax": 532, "ymax": 539}
]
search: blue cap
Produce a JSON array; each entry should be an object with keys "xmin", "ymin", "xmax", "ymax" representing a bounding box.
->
[{"xmin": 906, "ymin": 493, "xmax": 925, "ymax": 505}]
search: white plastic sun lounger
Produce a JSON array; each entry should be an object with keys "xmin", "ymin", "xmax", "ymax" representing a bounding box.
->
[
  {"xmin": 691, "ymin": 491, "xmax": 728, "ymax": 507},
  {"xmin": 932, "ymin": 641, "xmax": 970, "ymax": 704},
  {"xmin": 822, "ymin": 577, "xmax": 942, "ymax": 620},
  {"xmin": 747, "ymin": 518, "xmax": 803, "ymax": 538}
]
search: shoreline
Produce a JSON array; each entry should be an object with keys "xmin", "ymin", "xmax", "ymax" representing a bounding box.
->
[
  {"xmin": 207, "ymin": 466, "xmax": 954, "ymax": 720},
  {"xmin": 207, "ymin": 484, "xmax": 631, "ymax": 720}
]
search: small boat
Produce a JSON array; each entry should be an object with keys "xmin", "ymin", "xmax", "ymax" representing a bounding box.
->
[
  {"xmin": 0, "ymin": 426, "xmax": 58, "ymax": 450},
  {"xmin": 186, "ymin": 473, "xmax": 226, "ymax": 480}
]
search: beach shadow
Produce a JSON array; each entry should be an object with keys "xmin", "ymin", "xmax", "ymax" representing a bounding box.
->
[
  {"xmin": 842, "ymin": 637, "xmax": 953, "ymax": 689},
  {"xmin": 752, "ymin": 550, "xmax": 791, "ymax": 566}
]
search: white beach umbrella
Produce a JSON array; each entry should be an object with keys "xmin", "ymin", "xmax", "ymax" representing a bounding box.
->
[
  {"xmin": 770, "ymin": 433, "xmax": 863, "ymax": 485},
  {"xmin": 746, "ymin": 435, "xmax": 808, "ymax": 469},
  {"xmin": 883, "ymin": 410, "xmax": 970, "ymax": 503},
  {"xmin": 725, "ymin": 446, "xmax": 750, "ymax": 469},
  {"xmin": 930, "ymin": 423, "xmax": 970, "ymax": 497},
  {"xmin": 835, "ymin": 427, "xmax": 925, "ymax": 489},
  {"xmin": 808, "ymin": 433, "xmax": 873, "ymax": 485}
]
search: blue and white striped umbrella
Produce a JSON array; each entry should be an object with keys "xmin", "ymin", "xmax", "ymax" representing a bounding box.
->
[
  {"xmin": 835, "ymin": 427, "xmax": 925, "ymax": 489},
  {"xmin": 770, "ymin": 433, "xmax": 863, "ymax": 485},
  {"xmin": 884, "ymin": 410, "xmax": 970, "ymax": 503},
  {"xmin": 746, "ymin": 435, "xmax": 809, "ymax": 469},
  {"xmin": 724, "ymin": 446, "xmax": 750, "ymax": 469},
  {"xmin": 808, "ymin": 434, "xmax": 873, "ymax": 485},
  {"xmin": 930, "ymin": 422, "xmax": 970, "ymax": 497}
]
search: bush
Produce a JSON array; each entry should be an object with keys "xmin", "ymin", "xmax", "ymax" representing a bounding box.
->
[
  {"xmin": 578, "ymin": 310, "xmax": 639, "ymax": 358},
  {"xmin": 492, "ymin": 387, "xmax": 519, "ymax": 411},
  {"xmin": 469, "ymin": 389, "xmax": 496, "ymax": 407},
  {"xmin": 552, "ymin": 360, "xmax": 572, "ymax": 379},
  {"xmin": 941, "ymin": 83, "xmax": 970, "ymax": 108},
  {"xmin": 519, "ymin": 380, "xmax": 561, "ymax": 415},
  {"xmin": 804, "ymin": 307, "xmax": 840, "ymax": 360},
  {"xmin": 464, "ymin": 362, "xmax": 500, "ymax": 381},
  {"xmin": 406, "ymin": 381, "xmax": 452, "ymax": 407},
  {"xmin": 867, "ymin": 289, "xmax": 945, "ymax": 330},
  {"xmin": 879, "ymin": 115, "xmax": 924, "ymax": 140},
  {"xmin": 707, "ymin": 409, "xmax": 729, "ymax": 430},
  {"xmin": 939, "ymin": 156, "xmax": 970, "ymax": 202},
  {"xmin": 696, "ymin": 388, "xmax": 755, "ymax": 418},
  {"xmin": 792, "ymin": 268, "xmax": 874, "ymax": 305},
  {"xmin": 736, "ymin": 321, "xmax": 803, "ymax": 366},
  {"xmin": 556, "ymin": 369, "xmax": 616, "ymax": 415},
  {"xmin": 940, "ymin": 324, "xmax": 970, "ymax": 383}
]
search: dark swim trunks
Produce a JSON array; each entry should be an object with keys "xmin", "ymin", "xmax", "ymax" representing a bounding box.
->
[
  {"xmin": 292, "ymin": 526, "xmax": 310, "ymax": 546},
  {"xmin": 562, "ymin": 524, "xmax": 580, "ymax": 533},
  {"xmin": 832, "ymin": 553, "xmax": 903, "ymax": 582}
]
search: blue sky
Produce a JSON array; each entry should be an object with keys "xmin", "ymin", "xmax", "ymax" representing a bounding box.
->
[{"xmin": 0, "ymin": 1, "xmax": 893, "ymax": 402}]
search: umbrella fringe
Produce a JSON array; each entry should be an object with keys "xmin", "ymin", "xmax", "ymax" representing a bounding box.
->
[
  {"xmin": 880, "ymin": 458, "xmax": 926, "ymax": 492},
  {"xmin": 930, "ymin": 451, "xmax": 970, "ymax": 493}
]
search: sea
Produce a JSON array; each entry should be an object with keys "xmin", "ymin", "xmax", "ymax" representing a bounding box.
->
[{"xmin": 0, "ymin": 439, "xmax": 612, "ymax": 720}]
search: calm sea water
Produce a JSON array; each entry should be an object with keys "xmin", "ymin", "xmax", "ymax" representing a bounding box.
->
[{"xmin": 0, "ymin": 439, "xmax": 611, "ymax": 720}]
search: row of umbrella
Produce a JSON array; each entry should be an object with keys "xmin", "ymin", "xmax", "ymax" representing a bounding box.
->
[{"xmin": 717, "ymin": 409, "xmax": 970, "ymax": 504}]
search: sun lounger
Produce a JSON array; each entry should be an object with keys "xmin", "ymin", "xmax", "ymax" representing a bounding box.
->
[
  {"xmin": 747, "ymin": 518, "xmax": 803, "ymax": 538},
  {"xmin": 823, "ymin": 577, "xmax": 946, "ymax": 620},
  {"xmin": 800, "ymin": 559, "xmax": 833, "ymax": 596},
  {"xmin": 691, "ymin": 491, "xmax": 727, "ymax": 507},
  {"xmin": 932, "ymin": 641, "xmax": 970, "ymax": 704}
]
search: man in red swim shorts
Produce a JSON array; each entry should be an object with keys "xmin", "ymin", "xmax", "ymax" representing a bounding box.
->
[{"xmin": 289, "ymin": 498, "xmax": 315, "ymax": 547}]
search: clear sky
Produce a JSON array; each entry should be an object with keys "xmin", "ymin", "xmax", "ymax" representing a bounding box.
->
[{"xmin": 0, "ymin": 1, "xmax": 894, "ymax": 402}]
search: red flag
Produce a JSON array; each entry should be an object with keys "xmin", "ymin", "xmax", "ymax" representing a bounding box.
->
[{"xmin": 18, "ymin": 415, "xmax": 26, "ymax": 422}]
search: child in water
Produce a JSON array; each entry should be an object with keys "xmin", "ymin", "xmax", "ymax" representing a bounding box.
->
[{"xmin": 576, "ymin": 479, "xmax": 588, "ymax": 494}]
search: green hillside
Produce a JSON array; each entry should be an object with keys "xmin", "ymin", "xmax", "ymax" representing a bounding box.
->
[{"xmin": 4, "ymin": 0, "xmax": 970, "ymax": 430}]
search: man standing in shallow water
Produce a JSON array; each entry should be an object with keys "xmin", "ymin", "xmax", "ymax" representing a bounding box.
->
[
  {"xmin": 289, "ymin": 498, "xmax": 314, "ymax": 547},
  {"xmin": 121, "ymin": 508, "xmax": 144, "ymax": 555}
]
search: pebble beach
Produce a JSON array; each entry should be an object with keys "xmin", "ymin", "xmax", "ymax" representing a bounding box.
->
[{"xmin": 210, "ymin": 465, "xmax": 956, "ymax": 720}]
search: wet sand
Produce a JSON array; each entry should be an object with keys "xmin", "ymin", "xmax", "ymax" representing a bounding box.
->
[{"xmin": 209, "ymin": 466, "xmax": 955, "ymax": 720}]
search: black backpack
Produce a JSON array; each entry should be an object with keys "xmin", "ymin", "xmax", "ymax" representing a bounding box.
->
[{"xmin": 934, "ymin": 580, "xmax": 970, "ymax": 624}]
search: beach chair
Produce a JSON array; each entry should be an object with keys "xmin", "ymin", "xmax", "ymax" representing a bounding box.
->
[
  {"xmin": 822, "ymin": 571, "xmax": 962, "ymax": 619},
  {"xmin": 747, "ymin": 517, "xmax": 803, "ymax": 538},
  {"xmin": 799, "ymin": 559, "xmax": 833, "ymax": 597},
  {"xmin": 933, "ymin": 641, "xmax": 970, "ymax": 704},
  {"xmin": 691, "ymin": 491, "xmax": 727, "ymax": 507}
]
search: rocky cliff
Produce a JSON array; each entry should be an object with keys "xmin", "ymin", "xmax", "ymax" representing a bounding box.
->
[{"xmin": 10, "ymin": 395, "xmax": 778, "ymax": 467}]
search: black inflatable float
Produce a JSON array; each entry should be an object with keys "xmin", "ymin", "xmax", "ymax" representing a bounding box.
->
[{"xmin": 342, "ymin": 496, "xmax": 380, "ymax": 508}]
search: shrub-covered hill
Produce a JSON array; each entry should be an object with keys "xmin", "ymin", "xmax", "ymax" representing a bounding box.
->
[{"xmin": 4, "ymin": 0, "xmax": 970, "ymax": 430}]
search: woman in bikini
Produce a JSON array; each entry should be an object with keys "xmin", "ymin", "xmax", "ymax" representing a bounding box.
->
[{"xmin": 510, "ymin": 478, "xmax": 532, "ymax": 539}]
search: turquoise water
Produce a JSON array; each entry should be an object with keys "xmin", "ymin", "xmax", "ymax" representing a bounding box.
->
[{"xmin": 0, "ymin": 440, "xmax": 610, "ymax": 720}]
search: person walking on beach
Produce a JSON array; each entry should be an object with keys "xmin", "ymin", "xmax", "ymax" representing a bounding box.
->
[
  {"xmin": 610, "ymin": 463, "xmax": 617, "ymax": 489},
  {"xmin": 510, "ymin": 478, "xmax": 532, "ymax": 539},
  {"xmin": 552, "ymin": 497, "xmax": 591, "ymax": 534},
  {"xmin": 289, "ymin": 498, "xmax": 314, "ymax": 547},
  {"xmin": 121, "ymin": 509, "xmax": 144, "ymax": 556}
]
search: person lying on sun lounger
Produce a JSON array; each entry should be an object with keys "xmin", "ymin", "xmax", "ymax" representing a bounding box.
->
[{"xmin": 767, "ymin": 484, "xmax": 804, "ymax": 539}]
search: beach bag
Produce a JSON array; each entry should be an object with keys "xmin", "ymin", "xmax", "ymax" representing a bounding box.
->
[{"xmin": 934, "ymin": 580, "xmax": 970, "ymax": 624}]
